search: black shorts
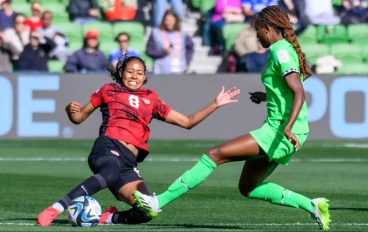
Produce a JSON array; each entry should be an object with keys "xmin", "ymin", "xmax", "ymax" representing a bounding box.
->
[{"xmin": 88, "ymin": 135, "xmax": 143, "ymax": 200}]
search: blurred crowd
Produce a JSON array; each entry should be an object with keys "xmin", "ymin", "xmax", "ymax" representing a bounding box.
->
[{"xmin": 0, "ymin": 0, "xmax": 367, "ymax": 74}]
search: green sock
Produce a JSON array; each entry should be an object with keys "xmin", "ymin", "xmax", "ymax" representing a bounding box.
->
[
  {"xmin": 248, "ymin": 182, "xmax": 314, "ymax": 213},
  {"xmin": 157, "ymin": 154, "xmax": 217, "ymax": 209}
]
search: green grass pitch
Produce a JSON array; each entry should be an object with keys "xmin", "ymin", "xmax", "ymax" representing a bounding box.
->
[{"xmin": 0, "ymin": 139, "xmax": 367, "ymax": 231}]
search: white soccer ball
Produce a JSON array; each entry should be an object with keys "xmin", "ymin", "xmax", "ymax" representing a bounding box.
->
[{"xmin": 67, "ymin": 196, "xmax": 101, "ymax": 227}]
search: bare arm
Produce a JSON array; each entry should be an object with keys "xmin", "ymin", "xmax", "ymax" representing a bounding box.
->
[
  {"xmin": 283, "ymin": 72, "xmax": 305, "ymax": 150},
  {"xmin": 164, "ymin": 102, "xmax": 219, "ymax": 129},
  {"xmin": 65, "ymin": 101, "xmax": 96, "ymax": 124},
  {"xmin": 164, "ymin": 87, "xmax": 240, "ymax": 129}
]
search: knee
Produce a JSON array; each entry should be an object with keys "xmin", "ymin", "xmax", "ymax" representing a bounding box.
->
[
  {"xmin": 206, "ymin": 147, "xmax": 223, "ymax": 165},
  {"xmin": 206, "ymin": 147, "xmax": 227, "ymax": 165},
  {"xmin": 99, "ymin": 170, "xmax": 119, "ymax": 187}
]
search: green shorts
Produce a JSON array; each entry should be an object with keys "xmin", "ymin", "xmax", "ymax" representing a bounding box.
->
[{"xmin": 249, "ymin": 122, "xmax": 308, "ymax": 165}]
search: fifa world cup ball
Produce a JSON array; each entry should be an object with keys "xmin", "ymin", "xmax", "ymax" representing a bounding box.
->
[{"xmin": 67, "ymin": 196, "xmax": 101, "ymax": 227}]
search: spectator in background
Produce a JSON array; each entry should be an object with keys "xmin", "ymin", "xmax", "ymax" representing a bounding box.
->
[
  {"xmin": 233, "ymin": 24, "xmax": 257, "ymax": 58},
  {"xmin": 109, "ymin": 32, "xmax": 140, "ymax": 68},
  {"xmin": 242, "ymin": 0, "xmax": 277, "ymax": 22},
  {"xmin": 37, "ymin": 11, "xmax": 71, "ymax": 61},
  {"xmin": 305, "ymin": 0, "xmax": 341, "ymax": 24},
  {"xmin": 64, "ymin": 30, "xmax": 108, "ymax": 73},
  {"xmin": 336, "ymin": 0, "xmax": 367, "ymax": 24},
  {"xmin": 101, "ymin": 0, "xmax": 137, "ymax": 21},
  {"xmin": 237, "ymin": 41, "xmax": 269, "ymax": 72},
  {"xmin": 25, "ymin": 1, "xmax": 43, "ymax": 31},
  {"xmin": 279, "ymin": 0, "xmax": 308, "ymax": 35},
  {"xmin": 211, "ymin": 0, "xmax": 244, "ymax": 53},
  {"xmin": 15, "ymin": 31, "xmax": 56, "ymax": 72},
  {"xmin": 146, "ymin": 10, "xmax": 194, "ymax": 74},
  {"xmin": 3, "ymin": 13, "xmax": 29, "ymax": 62},
  {"xmin": 0, "ymin": 0, "xmax": 16, "ymax": 30},
  {"xmin": 67, "ymin": 0, "xmax": 99, "ymax": 25},
  {"xmin": 0, "ymin": 30, "xmax": 17, "ymax": 72},
  {"xmin": 153, "ymin": 0, "xmax": 184, "ymax": 27}
]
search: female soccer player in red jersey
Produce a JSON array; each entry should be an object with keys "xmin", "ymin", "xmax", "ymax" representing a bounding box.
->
[{"xmin": 37, "ymin": 54, "xmax": 240, "ymax": 227}]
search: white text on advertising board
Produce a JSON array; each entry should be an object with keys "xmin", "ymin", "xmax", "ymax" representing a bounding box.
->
[{"xmin": 0, "ymin": 75, "xmax": 59, "ymax": 137}]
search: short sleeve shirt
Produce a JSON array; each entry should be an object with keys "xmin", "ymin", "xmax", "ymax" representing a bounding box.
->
[
  {"xmin": 261, "ymin": 39, "xmax": 309, "ymax": 134},
  {"xmin": 90, "ymin": 83, "xmax": 172, "ymax": 162}
]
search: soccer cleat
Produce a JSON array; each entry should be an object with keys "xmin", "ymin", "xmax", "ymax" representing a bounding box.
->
[
  {"xmin": 311, "ymin": 198, "xmax": 331, "ymax": 230},
  {"xmin": 132, "ymin": 190, "xmax": 161, "ymax": 218},
  {"xmin": 99, "ymin": 206, "xmax": 117, "ymax": 225},
  {"xmin": 37, "ymin": 206, "xmax": 61, "ymax": 227}
]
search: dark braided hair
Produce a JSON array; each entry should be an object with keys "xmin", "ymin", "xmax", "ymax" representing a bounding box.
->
[
  {"xmin": 257, "ymin": 5, "xmax": 308, "ymax": 77},
  {"xmin": 107, "ymin": 51, "xmax": 147, "ymax": 85}
]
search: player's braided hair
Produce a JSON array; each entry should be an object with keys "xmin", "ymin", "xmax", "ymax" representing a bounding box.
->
[
  {"xmin": 107, "ymin": 51, "xmax": 147, "ymax": 85},
  {"xmin": 257, "ymin": 5, "xmax": 308, "ymax": 77}
]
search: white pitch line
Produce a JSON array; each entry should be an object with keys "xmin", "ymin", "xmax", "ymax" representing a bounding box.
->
[
  {"xmin": 0, "ymin": 157, "xmax": 368, "ymax": 163},
  {"xmin": 0, "ymin": 222, "xmax": 367, "ymax": 226}
]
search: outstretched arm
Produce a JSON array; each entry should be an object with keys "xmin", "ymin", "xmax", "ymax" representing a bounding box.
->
[
  {"xmin": 164, "ymin": 87, "xmax": 240, "ymax": 129},
  {"xmin": 65, "ymin": 101, "xmax": 96, "ymax": 124}
]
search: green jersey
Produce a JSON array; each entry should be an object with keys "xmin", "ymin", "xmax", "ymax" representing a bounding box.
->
[{"xmin": 261, "ymin": 39, "xmax": 309, "ymax": 134}]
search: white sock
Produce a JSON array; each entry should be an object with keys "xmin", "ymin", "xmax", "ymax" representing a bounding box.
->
[
  {"xmin": 51, "ymin": 202, "xmax": 65, "ymax": 213},
  {"xmin": 106, "ymin": 214, "xmax": 113, "ymax": 224}
]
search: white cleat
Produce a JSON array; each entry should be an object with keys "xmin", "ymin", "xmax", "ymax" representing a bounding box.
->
[
  {"xmin": 311, "ymin": 198, "xmax": 331, "ymax": 230},
  {"xmin": 133, "ymin": 190, "xmax": 162, "ymax": 218}
]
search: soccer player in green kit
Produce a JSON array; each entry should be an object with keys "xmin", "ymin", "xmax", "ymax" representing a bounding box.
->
[{"xmin": 133, "ymin": 5, "xmax": 331, "ymax": 231}]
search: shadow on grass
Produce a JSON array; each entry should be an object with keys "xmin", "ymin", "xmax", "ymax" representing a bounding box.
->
[{"xmin": 330, "ymin": 207, "xmax": 368, "ymax": 212}]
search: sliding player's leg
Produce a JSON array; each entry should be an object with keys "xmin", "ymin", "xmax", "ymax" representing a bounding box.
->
[
  {"xmin": 100, "ymin": 176, "xmax": 153, "ymax": 225},
  {"xmin": 37, "ymin": 155, "xmax": 121, "ymax": 226},
  {"xmin": 133, "ymin": 134, "xmax": 263, "ymax": 217},
  {"xmin": 38, "ymin": 136, "xmax": 122, "ymax": 227}
]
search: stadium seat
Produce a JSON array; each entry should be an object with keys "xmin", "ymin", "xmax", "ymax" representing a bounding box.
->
[
  {"xmin": 83, "ymin": 22, "xmax": 114, "ymax": 42},
  {"xmin": 67, "ymin": 41, "xmax": 83, "ymax": 52},
  {"xmin": 317, "ymin": 25, "xmax": 349, "ymax": 45},
  {"xmin": 302, "ymin": 44, "xmax": 330, "ymax": 65},
  {"xmin": 141, "ymin": 53, "xmax": 153, "ymax": 71},
  {"xmin": 348, "ymin": 24, "xmax": 368, "ymax": 46},
  {"xmin": 191, "ymin": 0, "xmax": 201, "ymax": 9},
  {"xmin": 56, "ymin": 22, "xmax": 83, "ymax": 44},
  {"xmin": 48, "ymin": 60, "xmax": 64, "ymax": 73},
  {"xmin": 100, "ymin": 41, "xmax": 117, "ymax": 57},
  {"xmin": 112, "ymin": 22, "xmax": 145, "ymax": 43},
  {"xmin": 331, "ymin": 44, "xmax": 364, "ymax": 64},
  {"xmin": 332, "ymin": 0, "xmax": 342, "ymax": 5},
  {"xmin": 222, "ymin": 23, "xmax": 248, "ymax": 51},
  {"xmin": 200, "ymin": 0, "xmax": 216, "ymax": 14},
  {"xmin": 12, "ymin": 2, "xmax": 30, "ymax": 16},
  {"xmin": 297, "ymin": 25, "xmax": 317, "ymax": 46},
  {"xmin": 335, "ymin": 63, "xmax": 368, "ymax": 75}
]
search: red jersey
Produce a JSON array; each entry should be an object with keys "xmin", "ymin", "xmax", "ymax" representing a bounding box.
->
[
  {"xmin": 25, "ymin": 18, "xmax": 43, "ymax": 31},
  {"xmin": 90, "ymin": 83, "xmax": 172, "ymax": 162}
]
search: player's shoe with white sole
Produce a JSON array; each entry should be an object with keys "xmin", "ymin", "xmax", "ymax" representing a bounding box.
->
[
  {"xmin": 99, "ymin": 206, "xmax": 117, "ymax": 225},
  {"xmin": 311, "ymin": 198, "xmax": 331, "ymax": 230},
  {"xmin": 132, "ymin": 190, "xmax": 161, "ymax": 218}
]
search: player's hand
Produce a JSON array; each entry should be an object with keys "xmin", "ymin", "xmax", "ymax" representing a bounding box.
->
[
  {"xmin": 215, "ymin": 86, "xmax": 240, "ymax": 107},
  {"xmin": 66, "ymin": 102, "xmax": 82, "ymax": 114},
  {"xmin": 249, "ymin": 92, "xmax": 266, "ymax": 104},
  {"xmin": 284, "ymin": 128, "xmax": 300, "ymax": 151}
]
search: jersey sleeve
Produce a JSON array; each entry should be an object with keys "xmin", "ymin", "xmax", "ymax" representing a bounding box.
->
[
  {"xmin": 90, "ymin": 85, "xmax": 105, "ymax": 108},
  {"xmin": 153, "ymin": 97, "xmax": 172, "ymax": 121},
  {"xmin": 272, "ymin": 44, "xmax": 300, "ymax": 78}
]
